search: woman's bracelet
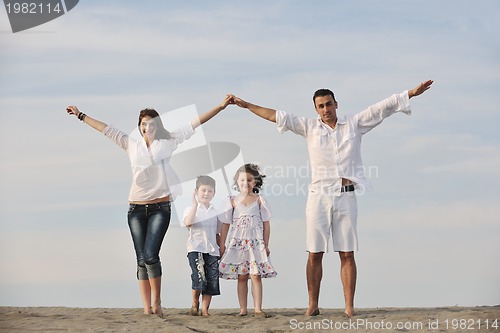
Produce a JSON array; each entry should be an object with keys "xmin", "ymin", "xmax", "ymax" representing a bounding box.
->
[{"xmin": 78, "ymin": 112, "xmax": 87, "ymax": 122}]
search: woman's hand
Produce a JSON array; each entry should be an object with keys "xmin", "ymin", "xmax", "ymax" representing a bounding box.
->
[
  {"xmin": 66, "ymin": 105, "xmax": 81, "ymax": 117},
  {"xmin": 65, "ymin": 106, "xmax": 108, "ymax": 132},
  {"xmin": 219, "ymin": 94, "xmax": 234, "ymax": 110}
]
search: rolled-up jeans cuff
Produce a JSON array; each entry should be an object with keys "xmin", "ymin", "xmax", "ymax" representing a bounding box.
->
[
  {"xmin": 137, "ymin": 265, "xmax": 148, "ymax": 280},
  {"xmin": 146, "ymin": 261, "xmax": 162, "ymax": 279}
]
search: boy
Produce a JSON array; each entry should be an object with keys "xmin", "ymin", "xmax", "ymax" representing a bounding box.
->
[{"xmin": 183, "ymin": 175, "xmax": 222, "ymax": 316}]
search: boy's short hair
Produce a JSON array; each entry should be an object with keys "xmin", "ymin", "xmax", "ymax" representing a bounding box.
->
[{"xmin": 196, "ymin": 175, "xmax": 216, "ymax": 190}]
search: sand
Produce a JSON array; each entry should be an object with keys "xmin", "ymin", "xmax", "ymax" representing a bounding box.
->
[{"xmin": 1, "ymin": 306, "xmax": 499, "ymax": 332}]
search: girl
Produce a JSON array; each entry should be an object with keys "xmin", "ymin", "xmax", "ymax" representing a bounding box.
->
[
  {"xmin": 66, "ymin": 95, "xmax": 232, "ymax": 317},
  {"xmin": 219, "ymin": 163, "xmax": 277, "ymax": 317}
]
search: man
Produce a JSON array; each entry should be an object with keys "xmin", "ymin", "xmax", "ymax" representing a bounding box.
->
[{"xmin": 229, "ymin": 80, "xmax": 433, "ymax": 317}]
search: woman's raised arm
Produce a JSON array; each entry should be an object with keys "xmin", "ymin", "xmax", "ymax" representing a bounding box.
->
[
  {"xmin": 66, "ymin": 106, "xmax": 108, "ymax": 132},
  {"xmin": 190, "ymin": 95, "xmax": 233, "ymax": 129}
]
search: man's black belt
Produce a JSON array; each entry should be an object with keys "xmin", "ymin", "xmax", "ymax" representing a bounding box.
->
[{"xmin": 341, "ymin": 184, "xmax": 355, "ymax": 192}]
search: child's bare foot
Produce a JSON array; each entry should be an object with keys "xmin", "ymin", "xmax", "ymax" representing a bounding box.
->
[
  {"xmin": 238, "ymin": 310, "xmax": 248, "ymax": 316},
  {"xmin": 189, "ymin": 304, "xmax": 199, "ymax": 316},
  {"xmin": 143, "ymin": 307, "xmax": 153, "ymax": 315}
]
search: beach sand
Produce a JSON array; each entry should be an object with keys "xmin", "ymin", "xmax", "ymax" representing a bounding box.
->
[{"xmin": 1, "ymin": 306, "xmax": 499, "ymax": 332}]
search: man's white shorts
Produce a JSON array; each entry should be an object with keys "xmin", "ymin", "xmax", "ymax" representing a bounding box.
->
[{"xmin": 305, "ymin": 190, "xmax": 358, "ymax": 252}]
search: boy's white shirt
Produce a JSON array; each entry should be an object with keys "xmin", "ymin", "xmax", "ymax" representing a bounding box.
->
[{"xmin": 183, "ymin": 203, "xmax": 222, "ymax": 257}]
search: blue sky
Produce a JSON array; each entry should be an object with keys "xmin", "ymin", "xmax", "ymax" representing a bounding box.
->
[{"xmin": 0, "ymin": 0, "xmax": 499, "ymax": 310}]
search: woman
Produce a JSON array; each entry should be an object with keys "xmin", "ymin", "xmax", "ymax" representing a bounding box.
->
[{"xmin": 66, "ymin": 95, "xmax": 232, "ymax": 316}]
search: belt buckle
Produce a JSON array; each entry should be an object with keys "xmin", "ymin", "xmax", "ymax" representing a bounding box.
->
[{"xmin": 341, "ymin": 184, "xmax": 354, "ymax": 192}]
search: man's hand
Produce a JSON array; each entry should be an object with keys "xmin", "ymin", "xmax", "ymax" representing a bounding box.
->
[
  {"xmin": 409, "ymin": 80, "xmax": 433, "ymax": 98},
  {"xmin": 227, "ymin": 94, "xmax": 249, "ymax": 108}
]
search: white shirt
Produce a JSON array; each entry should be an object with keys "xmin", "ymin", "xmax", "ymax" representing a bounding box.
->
[
  {"xmin": 103, "ymin": 123, "xmax": 195, "ymax": 202},
  {"xmin": 276, "ymin": 91, "xmax": 411, "ymax": 195},
  {"xmin": 183, "ymin": 204, "xmax": 222, "ymax": 256}
]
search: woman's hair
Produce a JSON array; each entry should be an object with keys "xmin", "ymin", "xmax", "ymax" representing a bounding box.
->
[
  {"xmin": 232, "ymin": 163, "xmax": 266, "ymax": 194},
  {"xmin": 138, "ymin": 108, "xmax": 173, "ymax": 140}
]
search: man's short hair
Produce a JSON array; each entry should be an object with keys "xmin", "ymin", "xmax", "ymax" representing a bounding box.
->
[
  {"xmin": 313, "ymin": 89, "xmax": 336, "ymax": 106},
  {"xmin": 196, "ymin": 175, "xmax": 216, "ymax": 190}
]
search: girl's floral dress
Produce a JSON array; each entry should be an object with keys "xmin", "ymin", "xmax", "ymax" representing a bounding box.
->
[{"xmin": 219, "ymin": 196, "xmax": 277, "ymax": 279}]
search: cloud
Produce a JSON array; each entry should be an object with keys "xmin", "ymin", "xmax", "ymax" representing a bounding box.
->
[{"xmin": 395, "ymin": 134, "xmax": 500, "ymax": 176}]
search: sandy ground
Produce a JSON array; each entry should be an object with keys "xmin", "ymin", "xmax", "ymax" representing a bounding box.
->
[{"xmin": 1, "ymin": 306, "xmax": 499, "ymax": 332}]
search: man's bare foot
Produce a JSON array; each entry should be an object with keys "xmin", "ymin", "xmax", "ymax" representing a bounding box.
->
[
  {"xmin": 305, "ymin": 308, "xmax": 320, "ymax": 316},
  {"xmin": 342, "ymin": 308, "xmax": 355, "ymax": 318}
]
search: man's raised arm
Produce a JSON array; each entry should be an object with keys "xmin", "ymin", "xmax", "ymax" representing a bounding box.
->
[{"xmin": 230, "ymin": 95, "xmax": 277, "ymax": 123}]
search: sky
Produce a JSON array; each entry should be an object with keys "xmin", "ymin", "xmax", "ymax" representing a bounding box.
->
[{"xmin": 0, "ymin": 0, "xmax": 499, "ymax": 311}]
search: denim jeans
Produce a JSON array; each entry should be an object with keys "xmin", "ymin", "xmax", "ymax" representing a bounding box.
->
[
  {"xmin": 187, "ymin": 252, "xmax": 220, "ymax": 296},
  {"xmin": 127, "ymin": 202, "xmax": 171, "ymax": 280}
]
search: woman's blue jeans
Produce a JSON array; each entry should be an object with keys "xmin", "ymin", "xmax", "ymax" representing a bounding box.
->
[{"xmin": 127, "ymin": 202, "xmax": 171, "ymax": 280}]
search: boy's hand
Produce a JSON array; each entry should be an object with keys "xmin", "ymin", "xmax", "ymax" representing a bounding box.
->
[{"xmin": 191, "ymin": 191, "xmax": 198, "ymax": 206}]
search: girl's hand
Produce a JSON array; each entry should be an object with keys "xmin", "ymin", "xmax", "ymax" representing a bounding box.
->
[
  {"xmin": 66, "ymin": 105, "xmax": 81, "ymax": 117},
  {"xmin": 265, "ymin": 246, "xmax": 270, "ymax": 257}
]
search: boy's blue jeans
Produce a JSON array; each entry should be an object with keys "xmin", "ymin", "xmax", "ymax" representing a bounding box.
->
[
  {"xmin": 187, "ymin": 252, "xmax": 220, "ymax": 296},
  {"xmin": 127, "ymin": 202, "xmax": 171, "ymax": 280}
]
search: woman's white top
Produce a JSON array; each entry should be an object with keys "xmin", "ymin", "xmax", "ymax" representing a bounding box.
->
[{"xmin": 103, "ymin": 123, "xmax": 194, "ymax": 202}]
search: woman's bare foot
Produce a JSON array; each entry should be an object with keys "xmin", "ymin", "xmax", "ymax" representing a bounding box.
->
[
  {"xmin": 152, "ymin": 305, "xmax": 163, "ymax": 318},
  {"xmin": 254, "ymin": 311, "xmax": 270, "ymax": 318}
]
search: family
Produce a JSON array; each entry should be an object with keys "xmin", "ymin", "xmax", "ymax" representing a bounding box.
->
[{"xmin": 66, "ymin": 80, "xmax": 433, "ymax": 318}]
